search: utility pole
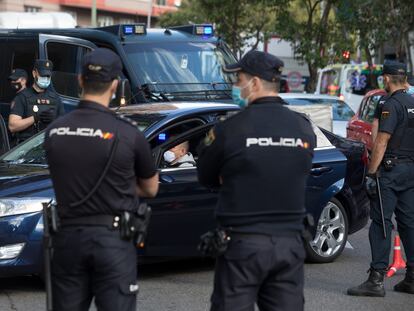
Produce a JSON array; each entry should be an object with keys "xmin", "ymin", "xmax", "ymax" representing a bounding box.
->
[
  {"xmin": 91, "ymin": 0, "xmax": 97, "ymax": 27},
  {"xmin": 147, "ymin": 0, "xmax": 152, "ymax": 28}
]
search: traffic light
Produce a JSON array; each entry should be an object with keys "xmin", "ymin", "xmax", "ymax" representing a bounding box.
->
[{"xmin": 342, "ymin": 50, "xmax": 350, "ymax": 60}]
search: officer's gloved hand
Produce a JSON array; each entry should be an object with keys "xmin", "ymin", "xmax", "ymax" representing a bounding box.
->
[
  {"xmin": 39, "ymin": 109, "xmax": 55, "ymax": 125},
  {"xmin": 365, "ymin": 172, "xmax": 378, "ymax": 199}
]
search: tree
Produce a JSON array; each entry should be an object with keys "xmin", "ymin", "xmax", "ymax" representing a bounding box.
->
[
  {"xmin": 272, "ymin": 0, "xmax": 351, "ymax": 92},
  {"xmin": 159, "ymin": 0, "xmax": 280, "ymax": 57}
]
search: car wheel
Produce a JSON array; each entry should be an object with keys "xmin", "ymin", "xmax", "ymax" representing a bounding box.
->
[{"xmin": 305, "ymin": 197, "xmax": 348, "ymax": 263}]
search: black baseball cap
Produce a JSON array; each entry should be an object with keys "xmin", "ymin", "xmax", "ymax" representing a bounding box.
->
[
  {"xmin": 382, "ymin": 60, "xmax": 407, "ymax": 76},
  {"xmin": 8, "ymin": 69, "xmax": 28, "ymax": 81},
  {"xmin": 34, "ymin": 59, "xmax": 53, "ymax": 76},
  {"xmin": 223, "ymin": 50, "xmax": 284, "ymax": 82},
  {"xmin": 82, "ymin": 48, "xmax": 122, "ymax": 82}
]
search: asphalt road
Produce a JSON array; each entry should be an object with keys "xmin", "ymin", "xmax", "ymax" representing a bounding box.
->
[{"xmin": 0, "ymin": 224, "xmax": 413, "ymax": 311}]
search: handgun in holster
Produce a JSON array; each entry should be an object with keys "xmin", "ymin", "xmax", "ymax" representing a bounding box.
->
[{"xmin": 120, "ymin": 203, "xmax": 152, "ymax": 248}]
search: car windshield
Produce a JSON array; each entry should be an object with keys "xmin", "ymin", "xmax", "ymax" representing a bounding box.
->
[
  {"xmin": 123, "ymin": 41, "xmax": 236, "ymax": 101},
  {"xmin": 0, "ymin": 132, "xmax": 47, "ymax": 165},
  {"xmin": 285, "ymin": 98, "xmax": 355, "ymax": 121},
  {"xmin": 0, "ymin": 115, "xmax": 158, "ymax": 165}
]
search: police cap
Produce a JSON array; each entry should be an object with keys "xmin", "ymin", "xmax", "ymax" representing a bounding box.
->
[
  {"xmin": 34, "ymin": 59, "xmax": 53, "ymax": 76},
  {"xmin": 8, "ymin": 69, "xmax": 28, "ymax": 81},
  {"xmin": 82, "ymin": 48, "xmax": 122, "ymax": 82},
  {"xmin": 223, "ymin": 50, "xmax": 284, "ymax": 82},
  {"xmin": 382, "ymin": 60, "xmax": 407, "ymax": 76}
]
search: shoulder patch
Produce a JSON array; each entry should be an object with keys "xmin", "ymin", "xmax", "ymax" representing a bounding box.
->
[
  {"xmin": 381, "ymin": 111, "xmax": 390, "ymax": 119},
  {"xmin": 117, "ymin": 114, "xmax": 138, "ymax": 127}
]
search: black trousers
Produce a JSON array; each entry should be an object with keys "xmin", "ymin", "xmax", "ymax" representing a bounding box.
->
[
  {"xmin": 369, "ymin": 162, "xmax": 414, "ymax": 270},
  {"xmin": 51, "ymin": 226, "xmax": 137, "ymax": 311},
  {"xmin": 210, "ymin": 233, "xmax": 305, "ymax": 311}
]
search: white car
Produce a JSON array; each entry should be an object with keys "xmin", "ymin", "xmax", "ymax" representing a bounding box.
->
[{"xmin": 280, "ymin": 93, "xmax": 355, "ymax": 138}]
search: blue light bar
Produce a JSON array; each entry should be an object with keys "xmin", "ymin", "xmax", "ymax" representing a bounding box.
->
[
  {"xmin": 123, "ymin": 25, "xmax": 134, "ymax": 35},
  {"xmin": 204, "ymin": 26, "xmax": 213, "ymax": 35},
  {"xmin": 158, "ymin": 133, "xmax": 167, "ymax": 141}
]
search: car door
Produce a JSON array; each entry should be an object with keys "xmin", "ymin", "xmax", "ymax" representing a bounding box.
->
[
  {"xmin": 143, "ymin": 123, "xmax": 218, "ymax": 257},
  {"xmin": 0, "ymin": 114, "xmax": 10, "ymax": 155},
  {"xmin": 305, "ymin": 126, "xmax": 347, "ymax": 227},
  {"xmin": 38, "ymin": 34, "xmax": 97, "ymax": 112},
  {"xmin": 347, "ymin": 97, "xmax": 367, "ymax": 141}
]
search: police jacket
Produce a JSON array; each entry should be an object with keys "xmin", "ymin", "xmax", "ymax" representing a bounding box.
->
[
  {"xmin": 44, "ymin": 100, "xmax": 156, "ymax": 219},
  {"xmin": 379, "ymin": 90, "xmax": 414, "ymax": 158},
  {"xmin": 197, "ymin": 96, "xmax": 316, "ymax": 234},
  {"xmin": 10, "ymin": 87, "xmax": 64, "ymax": 140}
]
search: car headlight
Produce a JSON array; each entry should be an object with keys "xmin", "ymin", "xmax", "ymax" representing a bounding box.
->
[{"xmin": 0, "ymin": 198, "xmax": 51, "ymax": 217}]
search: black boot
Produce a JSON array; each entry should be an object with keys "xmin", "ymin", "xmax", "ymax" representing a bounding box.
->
[
  {"xmin": 347, "ymin": 269, "xmax": 385, "ymax": 297},
  {"xmin": 394, "ymin": 267, "xmax": 414, "ymax": 294}
]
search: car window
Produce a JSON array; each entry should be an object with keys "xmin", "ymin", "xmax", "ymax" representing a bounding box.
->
[
  {"xmin": 319, "ymin": 69, "xmax": 341, "ymax": 96},
  {"xmin": 47, "ymin": 42, "xmax": 92, "ymax": 98},
  {"xmin": 360, "ymin": 96, "xmax": 377, "ymax": 123},
  {"xmin": 149, "ymin": 119, "xmax": 205, "ymax": 149},
  {"xmin": 0, "ymin": 132, "xmax": 46, "ymax": 165},
  {"xmin": 0, "ymin": 39, "xmax": 38, "ymax": 104}
]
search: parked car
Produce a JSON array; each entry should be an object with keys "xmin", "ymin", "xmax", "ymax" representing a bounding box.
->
[
  {"xmin": 281, "ymin": 93, "xmax": 355, "ymax": 137},
  {"xmin": 346, "ymin": 89, "xmax": 387, "ymax": 151},
  {"xmin": 0, "ymin": 103, "xmax": 369, "ymax": 277}
]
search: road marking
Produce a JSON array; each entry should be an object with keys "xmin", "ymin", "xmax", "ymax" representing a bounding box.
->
[{"xmin": 345, "ymin": 241, "xmax": 354, "ymax": 249}]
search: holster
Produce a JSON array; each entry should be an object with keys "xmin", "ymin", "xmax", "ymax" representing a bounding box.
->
[
  {"xmin": 44, "ymin": 201, "xmax": 60, "ymax": 234},
  {"xmin": 198, "ymin": 228, "xmax": 231, "ymax": 257},
  {"xmin": 120, "ymin": 203, "xmax": 152, "ymax": 248}
]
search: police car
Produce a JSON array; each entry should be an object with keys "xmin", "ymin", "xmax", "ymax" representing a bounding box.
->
[
  {"xmin": 0, "ymin": 103, "xmax": 369, "ymax": 277},
  {"xmin": 0, "ymin": 23, "xmax": 234, "ymax": 128}
]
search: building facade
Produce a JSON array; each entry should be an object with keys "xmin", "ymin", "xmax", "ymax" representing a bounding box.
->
[{"xmin": 0, "ymin": 0, "xmax": 179, "ymax": 27}]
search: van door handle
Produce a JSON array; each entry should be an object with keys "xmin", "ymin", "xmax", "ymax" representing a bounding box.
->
[{"xmin": 310, "ymin": 166, "xmax": 332, "ymax": 176}]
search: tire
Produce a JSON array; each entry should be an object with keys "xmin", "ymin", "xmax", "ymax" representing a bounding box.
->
[{"xmin": 305, "ymin": 197, "xmax": 349, "ymax": 263}]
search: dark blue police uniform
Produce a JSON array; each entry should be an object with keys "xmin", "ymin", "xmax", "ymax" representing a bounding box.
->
[
  {"xmin": 197, "ymin": 51, "xmax": 317, "ymax": 311},
  {"xmin": 10, "ymin": 60, "xmax": 64, "ymax": 144},
  {"xmin": 348, "ymin": 61, "xmax": 414, "ymax": 297},
  {"xmin": 44, "ymin": 49, "xmax": 157, "ymax": 311}
]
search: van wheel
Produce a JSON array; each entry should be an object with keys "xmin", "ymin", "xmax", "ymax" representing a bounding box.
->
[{"xmin": 305, "ymin": 198, "xmax": 348, "ymax": 263}]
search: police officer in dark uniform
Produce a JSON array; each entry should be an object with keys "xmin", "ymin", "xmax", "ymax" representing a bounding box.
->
[
  {"xmin": 348, "ymin": 61, "xmax": 414, "ymax": 297},
  {"xmin": 8, "ymin": 68, "xmax": 28, "ymax": 94},
  {"xmin": 44, "ymin": 48, "xmax": 159, "ymax": 310},
  {"xmin": 197, "ymin": 51, "xmax": 317, "ymax": 311},
  {"xmin": 8, "ymin": 59, "xmax": 64, "ymax": 144}
]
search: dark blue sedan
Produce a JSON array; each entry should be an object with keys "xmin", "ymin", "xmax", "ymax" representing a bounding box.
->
[{"xmin": 0, "ymin": 103, "xmax": 369, "ymax": 277}]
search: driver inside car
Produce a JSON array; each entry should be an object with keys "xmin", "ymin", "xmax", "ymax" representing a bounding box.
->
[{"xmin": 163, "ymin": 141, "xmax": 196, "ymax": 168}]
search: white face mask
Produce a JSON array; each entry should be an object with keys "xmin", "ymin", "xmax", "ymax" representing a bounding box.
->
[{"xmin": 163, "ymin": 150, "xmax": 176, "ymax": 163}]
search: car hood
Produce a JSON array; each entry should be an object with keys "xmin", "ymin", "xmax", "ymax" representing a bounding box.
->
[{"xmin": 0, "ymin": 163, "xmax": 53, "ymax": 198}]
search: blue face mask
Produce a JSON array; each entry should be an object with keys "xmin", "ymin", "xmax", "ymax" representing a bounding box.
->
[
  {"xmin": 407, "ymin": 86, "xmax": 414, "ymax": 95},
  {"xmin": 231, "ymin": 80, "xmax": 252, "ymax": 108},
  {"xmin": 36, "ymin": 76, "xmax": 51, "ymax": 89},
  {"xmin": 232, "ymin": 86, "xmax": 248, "ymax": 108}
]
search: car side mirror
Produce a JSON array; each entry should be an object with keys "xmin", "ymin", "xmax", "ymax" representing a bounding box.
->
[{"xmin": 110, "ymin": 79, "xmax": 132, "ymax": 107}]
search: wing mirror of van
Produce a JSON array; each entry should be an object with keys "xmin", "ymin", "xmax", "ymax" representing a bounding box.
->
[{"xmin": 110, "ymin": 79, "xmax": 132, "ymax": 107}]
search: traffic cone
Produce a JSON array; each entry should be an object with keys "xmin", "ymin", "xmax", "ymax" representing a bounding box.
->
[{"xmin": 387, "ymin": 234, "xmax": 406, "ymax": 277}]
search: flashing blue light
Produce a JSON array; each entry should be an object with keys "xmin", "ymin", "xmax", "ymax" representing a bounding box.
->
[
  {"xmin": 124, "ymin": 26, "xmax": 134, "ymax": 35},
  {"xmin": 204, "ymin": 26, "xmax": 213, "ymax": 35},
  {"xmin": 158, "ymin": 133, "xmax": 167, "ymax": 141}
]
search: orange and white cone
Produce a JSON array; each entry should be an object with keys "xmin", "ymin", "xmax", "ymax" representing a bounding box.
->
[{"xmin": 387, "ymin": 234, "xmax": 406, "ymax": 278}]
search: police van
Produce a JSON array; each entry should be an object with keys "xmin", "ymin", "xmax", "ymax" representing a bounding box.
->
[{"xmin": 0, "ymin": 24, "xmax": 236, "ymax": 130}]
